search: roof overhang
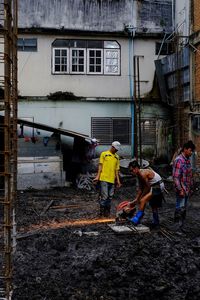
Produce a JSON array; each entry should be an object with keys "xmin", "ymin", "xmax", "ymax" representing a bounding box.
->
[
  {"xmin": 0, "ymin": 115, "xmax": 91, "ymax": 141},
  {"xmin": 17, "ymin": 118, "xmax": 89, "ymax": 140}
]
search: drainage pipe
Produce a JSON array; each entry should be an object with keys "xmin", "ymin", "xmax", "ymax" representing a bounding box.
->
[{"xmin": 128, "ymin": 29, "xmax": 136, "ymax": 158}]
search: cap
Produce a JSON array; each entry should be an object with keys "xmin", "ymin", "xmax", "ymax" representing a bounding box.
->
[
  {"xmin": 91, "ymin": 138, "xmax": 97, "ymax": 143},
  {"xmin": 112, "ymin": 141, "xmax": 121, "ymax": 151}
]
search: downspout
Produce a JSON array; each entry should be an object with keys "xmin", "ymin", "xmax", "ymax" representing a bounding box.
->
[
  {"xmin": 128, "ymin": 30, "xmax": 135, "ymax": 158},
  {"xmin": 126, "ymin": 0, "xmax": 136, "ymax": 159},
  {"xmin": 189, "ymin": 0, "xmax": 195, "ymax": 111},
  {"xmin": 172, "ymin": 0, "xmax": 176, "ymax": 31}
]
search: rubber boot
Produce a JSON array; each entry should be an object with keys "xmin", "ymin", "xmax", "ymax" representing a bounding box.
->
[
  {"xmin": 180, "ymin": 208, "xmax": 186, "ymax": 231},
  {"xmin": 174, "ymin": 208, "xmax": 182, "ymax": 222},
  {"xmin": 151, "ymin": 210, "xmax": 160, "ymax": 229},
  {"xmin": 99, "ymin": 205, "xmax": 105, "ymax": 217},
  {"xmin": 104, "ymin": 206, "xmax": 111, "ymax": 217},
  {"xmin": 171, "ymin": 209, "xmax": 183, "ymax": 232},
  {"xmin": 129, "ymin": 210, "xmax": 144, "ymax": 225}
]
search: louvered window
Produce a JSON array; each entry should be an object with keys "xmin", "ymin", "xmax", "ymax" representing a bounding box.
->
[
  {"xmin": 141, "ymin": 119, "xmax": 156, "ymax": 145},
  {"xmin": 91, "ymin": 117, "xmax": 131, "ymax": 144}
]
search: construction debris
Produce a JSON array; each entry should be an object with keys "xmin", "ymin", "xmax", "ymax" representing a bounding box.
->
[{"xmin": 13, "ymin": 182, "xmax": 200, "ymax": 300}]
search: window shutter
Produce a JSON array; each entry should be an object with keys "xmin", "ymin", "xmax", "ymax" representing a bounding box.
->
[
  {"xmin": 91, "ymin": 117, "xmax": 131, "ymax": 145},
  {"xmin": 91, "ymin": 118, "xmax": 112, "ymax": 144},
  {"xmin": 113, "ymin": 119, "xmax": 130, "ymax": 144},
  {"xmin": 141, "ymin": 119, "xmax": 156, "ymax": 145}
]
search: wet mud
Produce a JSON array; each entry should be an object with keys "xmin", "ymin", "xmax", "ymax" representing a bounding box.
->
[{"xmin": 13, "ymin": 179, "xmax": 200, "ymax": 300}]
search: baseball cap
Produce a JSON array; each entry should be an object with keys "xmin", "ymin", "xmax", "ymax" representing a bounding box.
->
[
  {"xmin": 112, "ymin": 141, "xmax": 121, "ymax": 151},
  {"xmin": 91, "ymin": 138, "xmax": 97, "ymax": 143}
]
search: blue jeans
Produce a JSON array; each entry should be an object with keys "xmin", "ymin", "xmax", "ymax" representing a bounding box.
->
[
  {"xmin": 100, "ymin": 181, "xmax": 114, "ymax": 207},
  {"xmin": 175, "ymin": 192, "xmax": 189, "ymax": 209}
]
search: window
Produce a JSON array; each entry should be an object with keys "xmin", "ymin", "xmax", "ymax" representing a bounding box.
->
[
  {"xmin": 87, "ymin": 49, "xmax": 103, "ymax": 74},
  {"xmin": 155, "ymin": 42, "xmax": 174, "ymax": 55},
  {"xmin": 70, "ymin": 48, "xmax": 86, "ymax": 73},
  {"xmin": 141, "ymin": 119, "xmax": 156, "ymax": 145},
  {"xmin": 104, "ymin": 49, "xmax": 120, "ymax": 75},
  {"xmin": 91, "ymin": 117, "xmax": 131, "ymax": 144},
  {"xmin": 52, "ymin": 39, "xmax": 120, "ymax": 75},
  {"xmin": 17, "ymin": 38, "xmax": 37, "ymax": 52},
  {"xmin": 53, "ymin": 48, "xmax": 69, "ymax": 73},
  {"xmin": 192, "ymin": 115, "xmax": 200, "ymax": 132}
]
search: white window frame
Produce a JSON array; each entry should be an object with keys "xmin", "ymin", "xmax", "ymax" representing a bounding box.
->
[
  {"xmin": 52, "ymin": 40, "xmax": 121, "ymax": 76},
  {"xmin": 87, "ymin": 49, "xmax": 103, "ymax": 74},
  {"xmin": 70, "ymin": 48, "xmax": 86, "ymax": 74},
  {"xmin": 52, "ymin": 47, "xmax": 69, "ymax": 74},
  {"xmin": 104, "ymin": 49, "xmax": 120, "ymax": 75}
]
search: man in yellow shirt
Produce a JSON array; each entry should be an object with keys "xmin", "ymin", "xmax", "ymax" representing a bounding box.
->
[{"xmin": 94, "ymin": 141, "xmax": 121, "ymax": 217}]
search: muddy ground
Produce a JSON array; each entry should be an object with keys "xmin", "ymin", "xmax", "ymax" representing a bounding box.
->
[{"xmin": 13, "ymin": 176, "xmax": 200, "ymax": 300}]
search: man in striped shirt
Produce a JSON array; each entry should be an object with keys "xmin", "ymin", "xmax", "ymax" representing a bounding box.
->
[{"xmin": 172, "ymin": 140, "xmax": 195, "ymax": 229}]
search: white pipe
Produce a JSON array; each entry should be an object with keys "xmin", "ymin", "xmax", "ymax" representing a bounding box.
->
[{"xmin": 172, "ymin": 0, "xmax": 175, "ymax": 30}]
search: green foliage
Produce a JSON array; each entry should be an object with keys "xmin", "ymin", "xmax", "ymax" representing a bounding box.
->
[
  {"xmin": 47, "ymin": 91, "xmax": 81, "ymax": 100},
  {"xmin": 160, "ymin": 19, "xmax": 166, "ymax": 27}
]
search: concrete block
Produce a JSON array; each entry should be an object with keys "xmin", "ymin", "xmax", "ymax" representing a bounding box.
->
[{"xmin": 108, "ymin": 223, "xmax": 150, "ymax": 234}]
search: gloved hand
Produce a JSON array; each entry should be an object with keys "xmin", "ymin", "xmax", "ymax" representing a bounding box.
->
[{"xmin": 129, "ymin": 210, "xmax": 144, "ymax": 225}]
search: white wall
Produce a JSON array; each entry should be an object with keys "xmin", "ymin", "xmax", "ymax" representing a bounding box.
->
[
  {"xmin": 18, "ymin": 34, "xmax": 158, "ymax": 98},
  {"xmin": 134, "ymin": 39, "xmax": 158, "ymax": 96},
  {"xmin": 18, "ymin": 100, "xmax": 132, "ymax": 156},
  {"xmin": 18, "ymin": 99, "xmax": 131, "ymax": 135},
  {"xmin": 175, "ymin": 0, "xmax": 190, "ymax": 38},
  {"xmin": 17, "ymin": 99, "xmax": 170, "ymax": 157}
]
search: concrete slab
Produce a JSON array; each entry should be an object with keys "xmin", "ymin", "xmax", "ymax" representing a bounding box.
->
[{"xmin": 108, "ymin": 224, "xmax": 150, "ymax": 234}]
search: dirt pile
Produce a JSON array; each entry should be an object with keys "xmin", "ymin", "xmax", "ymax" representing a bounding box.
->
[{"xmin": 13, "ymin": 181, "xmax": 200, "ymax": 300}]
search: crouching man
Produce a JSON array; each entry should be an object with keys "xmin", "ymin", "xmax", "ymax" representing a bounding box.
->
[{"xmin": 128, "ymin": 160, "xmax": 165, "ymax": 227}]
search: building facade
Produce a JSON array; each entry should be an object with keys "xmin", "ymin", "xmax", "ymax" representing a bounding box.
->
[{"xmin": 15, "ymin": 0, "xmax": 173, "ymax": 160}]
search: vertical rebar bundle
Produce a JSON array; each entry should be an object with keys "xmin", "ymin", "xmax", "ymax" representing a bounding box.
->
[{"xmin": 0, "ymin": 1, "xmax": 18, "ymax": 299}]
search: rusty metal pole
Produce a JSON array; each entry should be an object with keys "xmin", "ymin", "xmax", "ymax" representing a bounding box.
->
[
  {"xmin": 0, "ymin": 0, "xmax": 18, "ymax": 299},
  {"xmin": 11, "ymin": 0, "xmax": 18, "ymax": 254},
  {"xmin": 137, "ymin": 56, "xmax": 142, "ymax": 166},
  {"xmin": 4, "ymin": 1, "xmax": 13, "ymax": 298},
  {"xmin": 133, "ymin": 55, "xmax": 138, "ymax": 159}
]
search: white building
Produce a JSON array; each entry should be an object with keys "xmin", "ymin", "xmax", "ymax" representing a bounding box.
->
[{"xmin": 16, "ymin": 0, "xmax": 173, "ymax": 161}]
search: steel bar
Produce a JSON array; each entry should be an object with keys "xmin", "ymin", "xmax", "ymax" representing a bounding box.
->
[{"xmin": 0, "ymin": 1, "xmax": 18, "ymax": 299}]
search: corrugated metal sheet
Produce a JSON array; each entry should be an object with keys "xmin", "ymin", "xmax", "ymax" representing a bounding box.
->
[
  {"xmin": 155, "ymin": 46, "xmax": 190, "ymax": 105},
  {"xmin": 17, "ymin": 118, "xmax": 89, "ymax": 140}
]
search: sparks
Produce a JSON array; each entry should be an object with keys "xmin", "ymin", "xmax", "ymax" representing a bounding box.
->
[{"xmin": 19, "ymin": 218, "xmax": 115, "ymax": 234}]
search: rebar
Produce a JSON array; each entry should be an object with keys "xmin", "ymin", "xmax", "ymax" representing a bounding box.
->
[{"xmin": 0, "ymin": 1, "xmax": 18, "ymax": 299}]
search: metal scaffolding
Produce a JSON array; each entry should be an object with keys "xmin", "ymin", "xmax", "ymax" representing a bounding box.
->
[{"xmin": 0, "ymin": 1, "xmax": 18, "ymax": 299}]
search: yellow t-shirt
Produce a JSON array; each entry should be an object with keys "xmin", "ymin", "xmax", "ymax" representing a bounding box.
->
[{"xmin": 99, "ymin": 150, "xmax": 120, "ymax": 184}]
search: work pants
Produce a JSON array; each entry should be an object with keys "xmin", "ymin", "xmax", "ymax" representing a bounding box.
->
[
  {"xmin": 99, "ymin": 181, "xmax": 114, "ymax": 208},
  {"xmin": 174, "ymin": 193, "xmax": 189, "ymax": 225}
]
